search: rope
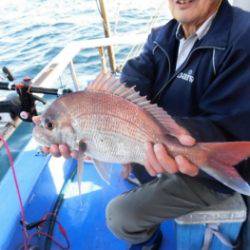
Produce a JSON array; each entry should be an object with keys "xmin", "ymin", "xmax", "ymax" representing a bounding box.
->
[
  {"xmin": 0, "ymin": 135, "xmax": 70, "ymax": 249},
  {"xmin": 113, "ymin": 0, "xmax": 121, "ymax": 35},
  {"xmin": 95, "ymin": 0, "xmax": 168, "ymax": 72},
  {"xmin": 95, "ymin": 0, "xmax": 101, "ymax": 17},
  {"xmin": 121, "ymin": 0, "xmax": 167, "ymax": 67},
  {"xmin": 202, "ymin": 223, "xmax": 238, "ymax": 250},
  {"xmin": 27, "ymin": 213, "xmax": 70, "ymax": 249},
  {"xmin": 0, "ymin": 134, "xmax": 29, "ymax": 250}
]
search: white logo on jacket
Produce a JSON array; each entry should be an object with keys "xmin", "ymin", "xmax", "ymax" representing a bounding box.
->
[{"xmin": 177, "ymin": 69, "xmax": 194, "ymax": 83}]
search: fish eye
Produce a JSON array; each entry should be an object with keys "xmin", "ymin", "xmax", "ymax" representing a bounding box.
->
[{"xmin": 45, "ymin": 119, "xmax": 54, "ymax": 130}]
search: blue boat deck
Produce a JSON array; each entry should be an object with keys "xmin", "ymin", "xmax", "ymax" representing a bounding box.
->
[
  {"xmin": 3, "ymin": 132, "xmax": 246, "ymax": 250},
  {"xmin": 52, "ymin": 163, "xmax": 175, "ymax": 250},
  {"xmin": 4, "ymin": 144, "xmax": 175, "ymax": 250}
]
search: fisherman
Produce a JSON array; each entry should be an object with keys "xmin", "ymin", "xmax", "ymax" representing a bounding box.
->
[
  {"xmin": 108, "ymin": 0, "xmax": 250, "ymax": 248},
  {"xmin": 33, "ymin": 0, "xmax": 250, "ymax": 249}
]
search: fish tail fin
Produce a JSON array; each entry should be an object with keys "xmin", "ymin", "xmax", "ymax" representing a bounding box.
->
[
  {"xmin": 201, "ymin": 141, "xmax": 250, "ymax": 166},
  {"xmin": 199, "ymin": 141, "xmax": 250, "ymax": 195}
]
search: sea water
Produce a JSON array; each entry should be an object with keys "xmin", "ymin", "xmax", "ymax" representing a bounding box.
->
[
  {"xmin": 0, "ymin": 0, "xmax": 170, "ymax": 179},
  {"xmin": 0, "ymin": 0, "xmax": 170, "ymax": 83}
]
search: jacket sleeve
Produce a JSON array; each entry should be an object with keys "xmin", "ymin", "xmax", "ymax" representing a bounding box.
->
[
  {"xmin": 120, "ymin": 31, "xmax": 156, "ymax": 97},
  {"xmin": 176, "ymin": 42, "xmax": 250, "ymax": 143}
]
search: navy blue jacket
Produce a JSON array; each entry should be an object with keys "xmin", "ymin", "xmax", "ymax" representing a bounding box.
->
[{"xmin": 121, "ymin": 0, "xmax": 250, "ymax": 193}]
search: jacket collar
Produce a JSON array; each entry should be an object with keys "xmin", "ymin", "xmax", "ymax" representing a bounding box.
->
[
  {"xmin": 198, "ymin": 0, "xmax": 232, "ymax": 48},
  {"xmin": 175, "ymin": 12, "xmax": 216, "ymax": 41},
  {"xmin": 154, "ymin": 0, "xmax": 232, "ymax": 53}
]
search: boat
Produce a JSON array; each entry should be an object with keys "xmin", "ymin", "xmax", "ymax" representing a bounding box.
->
[
  {"xmin": 0, "ymin": 0, "xmax": 249, "ymax": 249},
  {"xmin": 1, "ymin": 33, "xmax": 179, "ymax": 249}
]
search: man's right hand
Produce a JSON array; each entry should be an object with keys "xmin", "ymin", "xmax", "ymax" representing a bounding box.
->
[
  {"xmin": 144, "ymin": 135, "xmax": 199, "ymax": 177},
  {"xmin": 32, "ymin": 116, "xmax": 78, "ymax": 159}
]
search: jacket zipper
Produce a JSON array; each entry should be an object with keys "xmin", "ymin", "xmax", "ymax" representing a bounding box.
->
[
  {"xmin": 152, "ymin": 42, "xmax": 225, "ymax": 102},
  {"xmin": 153, "ymin": 41, "xmax": 171, "ymax": 83}
]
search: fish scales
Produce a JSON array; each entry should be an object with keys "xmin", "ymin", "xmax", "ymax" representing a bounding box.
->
[
  {"xmin": 63, "ymin": 91, "xmax": 163, "ymax": 141},
  {"xmin": 59, "ymin": 91, "xmax": 163, "ymax": 163}
]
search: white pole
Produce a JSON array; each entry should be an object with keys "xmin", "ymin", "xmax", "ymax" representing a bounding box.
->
[{"xmin": 69, "ymin": 61, "xmax": 80, "ymax": 91}]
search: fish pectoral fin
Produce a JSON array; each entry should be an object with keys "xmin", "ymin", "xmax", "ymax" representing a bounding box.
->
[
  {"xmin": 92, "ymin": 159, "xmax": 113, "ymax": 185},
  {"xmin": 77, "ymin": 153, "xmax": 84, "ymax": 196}
]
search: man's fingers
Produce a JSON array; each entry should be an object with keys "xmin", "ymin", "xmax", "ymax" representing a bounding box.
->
[
  {"xmin": 71, "ymin": 150, "xmax": 79, "ymax": 159},
  {"xmin": 146, "ymin": 142, "xmax": 165, "ymax": 174},
  {"xmin": 43, "ymin": 143, "xmax": 74, "ymax": 159},
  {"xmin": 175, "ymin": 155, "xmax": 199, "ymax": 176},
  {"xmin": 42, "ymin": 146, "xmax": 50, "ymax": 154},
  {"xmin": 177, "ymin": 134, "xmax": 196, "ymax": 146},
  {"xmin": 50, "ymin": 144, "xmax": 61, "ymax": 157},
  {"xmin": 154, "ymin": 144, "xmax": 178, "ymax": 174},
  {"xmin": 32, "ymin": 116, "xmax": 41, "ymax": 125},
  {"xmin": 59, "ymin": 144, "xmax": 71, "ymax": 158},
  {"xmin": 144, "ymin": 159, "xmax": 157, "ymax": 176}
]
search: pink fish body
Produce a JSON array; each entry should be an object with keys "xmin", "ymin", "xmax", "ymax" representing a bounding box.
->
[{"xmin": 33, "ymin": 72, "xmax": 250, "ymax": 195}]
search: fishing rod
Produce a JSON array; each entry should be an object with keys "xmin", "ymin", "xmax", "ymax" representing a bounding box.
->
[{"xmin": 0, "ymin": 66, "xmax": 73, "ymax": 122}]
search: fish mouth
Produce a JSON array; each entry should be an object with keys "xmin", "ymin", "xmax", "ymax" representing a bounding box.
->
[{"xmin": 33, "ymin": 126, "xmax": 52, "ymax": 147}]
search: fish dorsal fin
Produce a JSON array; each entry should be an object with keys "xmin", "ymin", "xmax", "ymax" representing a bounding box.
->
[
  {"xmin": 86, "ymin": 71, "xmax": 120, "ymax": 92},
  {"xmin": 86, "ymin": 72, "xmax": 190, "ymax": 137}
]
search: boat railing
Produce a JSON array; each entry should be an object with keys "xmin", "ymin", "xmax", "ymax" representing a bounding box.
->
[
  {"xmin": 0, "ymin": 34, "xmax": 148, "ymax": 248},
  {"xmin": 0, "ymin": 33, "xmax": 147, "ymax": 148},
  {"xmin": 32, "ymin": 33, "xmax": 147, "ymax": 91}
]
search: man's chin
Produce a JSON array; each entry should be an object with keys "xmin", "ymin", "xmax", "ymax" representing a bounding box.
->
[{"xmin": 174, "ymin": 15, "xmax": 196, "ymax": 25}]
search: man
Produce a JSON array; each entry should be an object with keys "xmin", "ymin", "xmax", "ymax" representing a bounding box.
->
[
  {"xmin": 33, "ymin": 0, "xmax": 250, "ymax": 249},
  {"xmin": 106, "ymin": 0, "xmax": 250, "ymax": 249}
]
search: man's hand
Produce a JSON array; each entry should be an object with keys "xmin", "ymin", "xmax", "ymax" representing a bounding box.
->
[
  {"xmin": 32, "ymin": 116, "xmax": 78, "ymax": 158},
  {"xmin": 145, "ymin": 135, "xmax": 199, "ymax": 177}
]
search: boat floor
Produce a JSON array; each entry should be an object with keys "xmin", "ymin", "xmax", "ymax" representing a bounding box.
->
[{"xmin": 52, "ymin": 163, "xmax": 176, "ymax": 250}]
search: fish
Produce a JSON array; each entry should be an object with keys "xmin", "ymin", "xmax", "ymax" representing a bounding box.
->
[{"xmin": 33, "ymin": 72, "xmax": 250, "ymax": 195}]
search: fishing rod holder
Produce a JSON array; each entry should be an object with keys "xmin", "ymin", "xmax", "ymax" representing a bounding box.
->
[{"xmin": 0, "ymin": 67, "xmax": 72, "ymax": 122}]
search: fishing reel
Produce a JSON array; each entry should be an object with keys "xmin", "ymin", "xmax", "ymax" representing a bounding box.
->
[{"xmin": 0, "ymin": 66, "xmax": 72, "ymax": 122}]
